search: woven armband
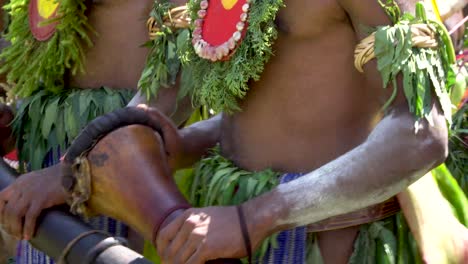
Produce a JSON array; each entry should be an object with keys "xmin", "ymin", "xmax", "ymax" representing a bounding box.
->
[
  {"xmin": 353, "ymin": 4, "xmax": 456, "ymax": 123},
  {"xmin": 354, "ymin": 23, "xmax": 438, "ymax": 73}
]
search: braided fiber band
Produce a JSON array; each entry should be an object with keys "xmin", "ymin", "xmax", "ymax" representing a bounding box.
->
[
  {"xmin": 147, "ymin": 5, "xmax": 190, "ymax": 39},
  {"xmin": 354, "ymin": 24, "xmax": 438, "ymax": 72},
  {"xmin": 237, "ymin": 205, "xmax": 252, "ymax": 264},
  {"xmin": 62, "ymin": 107, "xmax": 166, "ymax": 164},
  {"xmin": 151, "ymin": 204, "xmax": 191, "ymax": 247}
]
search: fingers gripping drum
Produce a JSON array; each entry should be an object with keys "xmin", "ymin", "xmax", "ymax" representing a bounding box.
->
[{"xmin": 60, "ymin": 106, "xmax": 245, "ymax": 263}]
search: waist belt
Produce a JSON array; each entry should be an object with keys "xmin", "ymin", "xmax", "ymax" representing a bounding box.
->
[{"xmin": 307, "ymin": 197, "xmax": 400, "ymax": 232}]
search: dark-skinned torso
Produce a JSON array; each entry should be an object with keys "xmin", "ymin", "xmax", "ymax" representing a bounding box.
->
[
  {"xmin": 219, "ymin": 0, "xmax": 408, "ymax": 262},
  {"xmin": 221, "ymin": 1, "xmax": 389, "ymax": 173},
  {"xmin": 69, "ymin": 0, "xmax": 188, "ymax": 118},
  {"xmin": 70, "ymin": 0, "xmax": 153, "ymax": 90}
]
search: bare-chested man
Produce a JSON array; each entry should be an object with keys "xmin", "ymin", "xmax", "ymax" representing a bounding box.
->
[
  {"xmin": 0, "ymin": 0, "xmax": 466, "ymax": 263},
  {"xmin": 148, "ymin": 0, "xmax": 465, "ymax": 263},
  {"xmin": 0, "ymin": 0, "xmax": 188, "ymax": 262}
]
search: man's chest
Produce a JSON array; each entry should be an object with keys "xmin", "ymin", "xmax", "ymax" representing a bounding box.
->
[
  {"xmin": 71, "ymin": 0, "xmax": 153, "ymax": 89},
  {"xmin": 275, "ymin": 0, "xmax": 347, "ymax": 38}
]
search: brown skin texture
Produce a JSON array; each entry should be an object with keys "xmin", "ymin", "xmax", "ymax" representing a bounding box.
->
[
  {"xmin": 0, "ymin": 164, "xmax": 65, "ymax": 240},
  {"xmin": 70, "ymin": 0, "xmax": 152, "ymax": 90}
]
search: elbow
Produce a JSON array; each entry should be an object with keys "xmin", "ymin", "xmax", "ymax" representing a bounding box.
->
[
  {"xmin": 398, "ymin": 100, "xmax": 449, "ymax": 171},
  {"xmin": 424, "ymin": 128, "xmax": 448, "ymax": 168},
  {"xmin": 413, "ymin": 117, "xmax": 449, "ymax": 170},
  {"xmin": 361, "ymin": 103, "xmax": 449, "ymax": 196},
  {"xmin": 375, "ymin": 117, "xmax": 448, "ymax": 190},
  {"xmin": 375, "ymin": 104, "xmax": 449, "ymax": 184},
  {"xmin": 421, "ymin": 132, "xmax": 448, "ymax": 168}
]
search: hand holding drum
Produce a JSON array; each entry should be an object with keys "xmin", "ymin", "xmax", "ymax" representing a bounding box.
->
[{"xmin": 61, "ymin": 106, "xmax": 242, "ymax": 264}]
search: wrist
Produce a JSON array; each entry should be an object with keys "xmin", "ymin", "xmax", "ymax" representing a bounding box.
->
[
  {"xmin": 167, "ymin": 129, "xmax": 184, "ymax": 171},
  {"xmin": 53, "ymin": 163, "xmax": 71, "ymax": 200},
  {"xmin": 242, "ymin": 196, "xmax": 279, "ymax": 250},
  {"xmin": 173, "ymin": 127, "xmax": 202, "ymax": 170}
]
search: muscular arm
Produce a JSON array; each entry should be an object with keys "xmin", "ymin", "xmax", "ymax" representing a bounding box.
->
[
  {"xmin": 175, "ymin": 114, "xmax": 222, "ymax": 169},
  {"xmin": 127, "ymin": 85, "xmax": 222, "ymax": 170},
  {"xmin": 246, "ymin": 102, "xmax": 447, "ymax": 239},
  {"xmin": 127, "ymin": 88, "xmax": 193, "ymax": 127},
  {"xmin": 243, "ymin": 0, "xmax": 449, "ymax": 245},
  {"xmin": 392, "ymin": 9, "xmax": 468, "ymax": 263}
]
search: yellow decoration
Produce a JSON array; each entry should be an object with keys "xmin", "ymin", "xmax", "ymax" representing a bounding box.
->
[
  {"xmin": 38, "ymin": 0, "xmax": 59, "ymax": 19},
  {"xmin": 221, "ymin": 0, "xmax": 238, "ymax": 10},
  {"xmin": 430, "ymin": 0, "xmax": 442, "ymax": 22}
]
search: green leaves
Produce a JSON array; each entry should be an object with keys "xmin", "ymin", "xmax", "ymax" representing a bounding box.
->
[
  {"xmin": 189, "ymin": 146, "xmax": 280, "ymax": 259},
  {"xmin": 0, "ymin": 0, "xmax": 94, "ymax": 98},
  {"xmin": 375, "ymin": 25, "xmax": 399, "ymax": 88},
  {"xmin": 179, "ymin": 0, "xmax": 283, "ymax": 113},
  {"xmin": 446, "ymin": 103, "xmax": 468, "ymax": 194},
  {"xmin": 142, "ymin": 0, "xmax": 282, "ymax": 113},
  {"xmin": 377, "ymin": 0, "xmax": 401, "ymax": 24},
  {"xmin": 433, "ymin": 163, "xmax": 468, "ymax": 226},
  {"xmin": 374, "ymin": 7, "xmax": 455, "ymax": 123},
  {"xmin": 12, "ymin": 88, "xmax": 134, "ymax": 171},
  {"xmin": 190, "ymin": 148, "xmax": 279, "ymax": 207},
  {"xmin": 396, "ymin": 214, "xmax": 411, "ymax": 264},
  {"xmin": 348, "ymin": 215, "xmax": 423, "ymax": 264},
  {"xmin": 42, "ymin": 98, "xmax": 59, "ymax": 138},
  {"xmin": 137, "ymin": 1, "xmax": 190, "ymax": 102}
]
